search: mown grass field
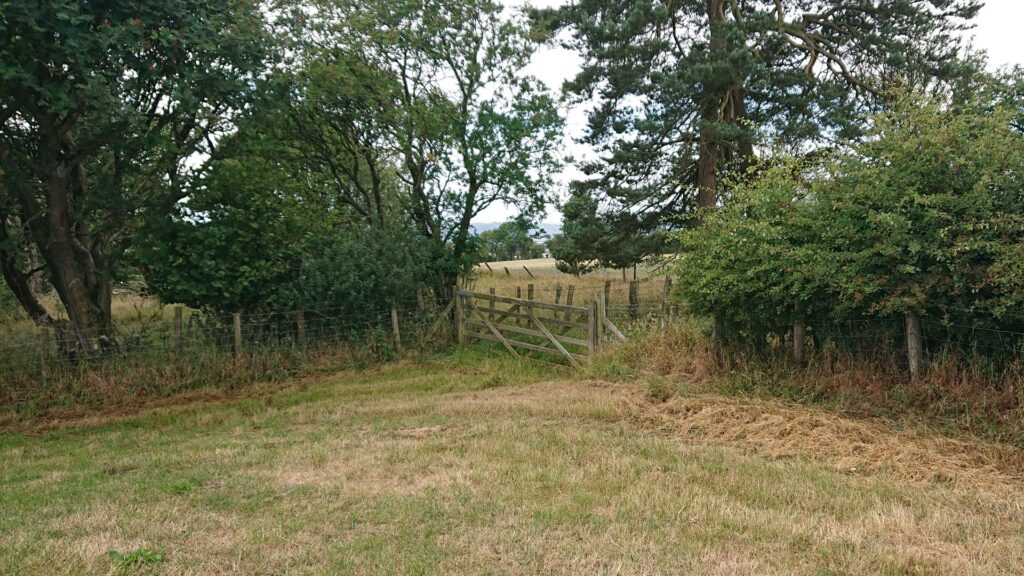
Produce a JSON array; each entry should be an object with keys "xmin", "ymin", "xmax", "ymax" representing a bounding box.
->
[{"xmin": 2, "ymin": 347, "xmax": 1022, "ymax": 575}]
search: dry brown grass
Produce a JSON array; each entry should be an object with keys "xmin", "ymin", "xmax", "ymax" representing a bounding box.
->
[
  {"xmin": 470, "ymin": 258, "xmax": 670, "ymax": 306},
  {"xmin": 614, "ymin": 319, "xmax": 1024, "ymax": 448},
  {"xmin": 3, "ymin": 352, "xmax": 1024, "ymax": 575}
]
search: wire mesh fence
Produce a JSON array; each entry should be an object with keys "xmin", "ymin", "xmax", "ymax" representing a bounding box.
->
[{"xmin": 0, "ymin": 297, "xmax": 457, "ymax": 412}]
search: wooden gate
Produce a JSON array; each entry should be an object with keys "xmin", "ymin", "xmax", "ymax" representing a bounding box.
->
[{"xmin": 455, "ymin": 290, "xmax": 626, "ymax": 367}]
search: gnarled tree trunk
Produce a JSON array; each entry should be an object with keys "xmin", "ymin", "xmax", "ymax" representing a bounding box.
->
[{"xmin": 14, "ymin": 120, "xmax": 116, "ymax": 353}]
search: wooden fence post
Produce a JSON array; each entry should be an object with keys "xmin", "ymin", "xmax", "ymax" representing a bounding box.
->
[
  {"xmin": 391, "ymin": 305, "xmax": 403, "ymax": 356},
  {"xmin": 555, "ymin": 285, "xmax": 562, "ymax": 304},
  {"xmin": 793, "ymin": 302, "xmax": 806, "ymax": 364},
  {"xmin": 233, "ymin": 313, "xmax": 242, "ymax": 358},
  {"xmin": 416, "ymin": 289, "xmax": 426, "ymax": 311},
  {"xmin": 455, "ymin": 294, "xmax": 465, "ymax": 345},
  {"xmin": 527, "ymin": 283, "xmax": 534, "ymax": 302},
  {"xmin": 661, "ymin": 277, "xmax": 672, "ymax": 336},
  {"xmin": 504, "ymin": 267, "xmax": 511, "ymax": 276},
  {"xmin": 587, "ymin": 299, "xmax": 599, "ymax": 363},
  {"xmin": 628, "ymin": 280, "xmax": 639, "ymax": 320},
  {"xmin": 296, "ymin": 305, "xmax": 306, "ymax": 348},
  {"xmin": 906, "ymin": 313, "xmax": 925, "ymax": 380},
  {"xmin": 710, "ymin": 313, "xmax": 725, "ymax": 366},
  {"xmin": 564, "ymin": 285, "xmax": 575, "ymax": 321},
  {"xmin": 489, "ymin": 287, "xmax": 496, "ymax": 321},
  {"xmin": 604, "ymin": 281, "xmax": 611, "ymax": 315},
  {"xmin": 523, "ymin": 265, "xmax": 535, "ymax": 279},
  {"xmin": 596, "ymin": 291, "xmax": 606, "ymax": 352},
  {"xmin": 174, "ymin": 306, "xmax": 183, "ymax": 356},
  {"xmin": 515, "ymin": 286, "xmax": 523, "ymax": 326},
  {"xmin": 39, "ymin": 326, "xmax": 49, "ymax": 384},
  {"xmin": 484, "ymin": 262, "xmax": 493, "ymax": 273}
]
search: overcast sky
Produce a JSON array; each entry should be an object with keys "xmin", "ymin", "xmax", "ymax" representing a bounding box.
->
[{"xmin": 473, "ymin": 0, "xmax": 1024, "ymax": 225}]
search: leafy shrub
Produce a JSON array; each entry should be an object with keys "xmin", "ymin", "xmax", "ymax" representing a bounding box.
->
[{"xmin": 674, "ymin": 92, "xmax": 1024, "ymax": 364}]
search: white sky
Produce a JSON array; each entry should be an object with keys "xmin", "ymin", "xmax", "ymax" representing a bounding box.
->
[{"xmin": 473, "ymin": 0, "xmax": 1024, "ymax": 226}]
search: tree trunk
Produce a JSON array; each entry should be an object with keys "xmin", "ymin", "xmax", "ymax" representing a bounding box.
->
[
  {"xmin": 697, "ymin": 0, "xmax": 728, "ymax": 211},
  {"xmin": 18, "ymin": 123, "xmax": 116, "ymax": 353},
  {"xmin": 0, "ymin": 222, "xmax": 49, "ymax": 323}
]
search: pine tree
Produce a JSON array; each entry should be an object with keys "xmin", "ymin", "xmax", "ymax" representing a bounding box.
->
[{"xmin": 535, "ymin": 0, "xmax": 983, "ymax": 225}]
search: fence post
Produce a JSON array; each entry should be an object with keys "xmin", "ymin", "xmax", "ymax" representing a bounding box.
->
[
  {"xmin": 455, "ymin": 294, "xmax": 465, "ymax": 345},
  {"xmin": 587, "ymin": 299, "xmax": 599, "ymax": 363},
  {"xmin": 391, "ymin": 305, "xmax": 403, "ymax": 356},
  {"xmin": 565, "ymin": 285, "xmax": 575, "ymax": 321},
  {"xmin": 523, "ymin": 265, "xmax": 535, "ymax": 279},
  {"xmin": 174, "ymin": 306, "xmax": 183, "ymax": 357},
  {"xmin": 629, "ymin": 280, "xmax": 639, "ymax": 321},
  {"xmin": 596, "ymin": 291, "xmax": 606, "ymax": 352},
  {"xmin": 906, "ymin": 313, "xmax": 925, "ymax": 380},
  {"xmin": 233, "ymin": 313, "xmax": 242, "ymax": 358},
  {"xmin": 527, "ymin": 283, "xmax": 534, "ymax": 302},
  {"xmin": 555, "ymin": 285, "xmax": 562, "ymax": 304},
  {"xmin": 416, "ymin": 289, "xmax": 426, "ymax": 311},
  {"xmin": 296, "ymin": 305, "xmax": 306, "ymax": 348},
  {"xmin": 604, "ymin": 280, "xmax": 611, "ymax": 315},
  {"xmin": 39, "ymin": 326, "xmax": 49, "ymax": 384},
  {"xmin": 504, "ymin": 267, "xmax": 511, "ymax": 276},
  {"xmin": 489, "ymin": 287, "xmax": 496, "ymax": 321},
  {"xmin": 710, "ymin": 313, "xmax": 725, "ymax": 366},
  {"xmin": 793, "ymin": 302, "xmax": 806, "ymax": 364},
  {"xmin": 515, "ymin": 286, "xmax": 523, "ymax": 326},
  {"xmin": 661, "ymin": 277, "xmax": 672, "ymax": 336}
]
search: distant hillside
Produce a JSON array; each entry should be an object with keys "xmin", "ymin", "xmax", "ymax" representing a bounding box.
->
[{"xmin": 471, "ymin": 222, "xmax": 561, "ymax": 238}]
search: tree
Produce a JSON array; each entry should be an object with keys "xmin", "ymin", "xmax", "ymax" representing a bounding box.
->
[
  {"xmin": 0, "ymin": 0, "xmax": 269, "ymax": 350},
  {"xmin": 672, "ymin": 92, "xmax": 1024, "ymax": 359},
  {"xmin": 550, "ymin": 188, "xmax": 604, "ymax": 276},
  {"xmin": 477, "ymin": 218, "xmax": 544, "ymax": 262},
  {"xmin": 535, "ymin": 0, "xmax": 982, "ymax": 227},
  {"xmin": 551, "ymin": 185, "xmax": 664, "ymax": 276},
  {"xmin": 291, "ymin": 0, "xmax": 564, "ymax": 291},
  {"xmin": 137, "ymin": 111, "xmax": 443, "ymax": 321}
]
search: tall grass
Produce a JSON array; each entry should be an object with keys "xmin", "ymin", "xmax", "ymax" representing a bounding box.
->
[
  {"xmin": 0, "ymin": 300, "xmax": 455, "ymax": 425},
  {"xmin": 602, "ymin": 316, "xmax": 1024, "ymax": 447}
]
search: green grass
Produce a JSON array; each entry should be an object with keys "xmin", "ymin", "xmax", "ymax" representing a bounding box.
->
[{"xmin": 1, "ymin": 347, "xmax": 1022, "ymax": 575}]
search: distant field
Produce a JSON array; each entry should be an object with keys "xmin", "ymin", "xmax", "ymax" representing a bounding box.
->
[
  {"xmin": 1, "ymin": 348, "xmax": 1022, "ymax": 575},
  {"xmin": 472, "ymin": 258, "xmax": 671, "ymax": 309}
]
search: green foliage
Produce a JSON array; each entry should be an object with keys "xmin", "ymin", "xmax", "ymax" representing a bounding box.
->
[
  {"xmin": 674, "ymin": 159, "xmax": 826, "ymax": 334},
  {"xmin": 108, "ymin": 548, "xmax": 165, "ymax": 568},
  {"xmin": 674, "ymin": 93, "xmax": 1024, "ymax": 357},
  {"xmin": 538, "ymin": 0, "xmax": 984, "ymax": 234},
  {"xmin": 0, "ymin": 0, "xmax": 270, "ymax": 334},
  {"xmin": 301, "ymin": 225, "xmax": 442, "ymax": 321},
  {"xmin": 477, "ymin": 218, "xmax": 544, "ymax": 262},
  {"xmin": 138, "ymin": 134, "xmax": 443, "ymax": 320},
  {"xmin": 552, "ymin": 187, "xmax": 663, "ymax": 276},
  {"xmin": 138, "ymin": 137, "xmax": 305, "ymax": 313},
  {"xmin": 282, "ymin": 0, "xmax": 564, "ymax": 282}
]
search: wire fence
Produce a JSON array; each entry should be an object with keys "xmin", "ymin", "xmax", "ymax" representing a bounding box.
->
[
  {"xmin": 0, "ymin": 296, "xmax": 457, "ymax": 411},
  {"xmin": 3, "ymin": 278, "xmax": 1024, "ymax": 412}
]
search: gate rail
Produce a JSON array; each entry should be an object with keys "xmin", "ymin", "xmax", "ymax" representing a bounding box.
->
[{"xmin": 455, "ymin": 290, "xmax": 626, "ymax": 367}]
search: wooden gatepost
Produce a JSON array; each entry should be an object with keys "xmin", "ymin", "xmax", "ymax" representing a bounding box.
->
[{"xmin": 454, "ymin": 290, "xmax": 626, "ymax": 367}]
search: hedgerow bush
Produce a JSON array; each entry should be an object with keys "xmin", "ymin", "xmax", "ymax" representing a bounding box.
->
[{"xmin": 674, "ymin": 93, "xmax": 1024, "ymax": 364}]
